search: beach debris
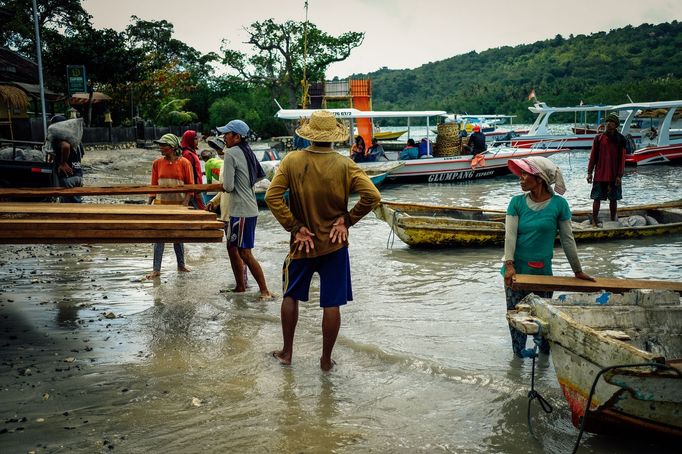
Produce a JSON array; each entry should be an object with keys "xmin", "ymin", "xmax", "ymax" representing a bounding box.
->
[
  {"xmin": 191, "ymin": 397, "xmax": 202, "ymax": 407},
  {"xmin": 103, "ymin": 311, "xmax": 116, "ymax": 319},
  {"xmin": 64, "ymin": 357, "xmax": 76, "ymax": 363}
]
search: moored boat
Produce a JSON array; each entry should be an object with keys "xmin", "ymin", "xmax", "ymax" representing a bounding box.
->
[
  {"xmin": 507, "ymin": 287, "xmax": 682, "ymax": 439},
  {"xmin": 373, "ymin": 200, "xmax": 682, "ymax": 247},
  {"xmin": 358, "ymin": 144, "xmax": 568, "ymax": 184},
  {"xmin": 616, "ymin": 100, "xmax": 682, "ymax": 166}
]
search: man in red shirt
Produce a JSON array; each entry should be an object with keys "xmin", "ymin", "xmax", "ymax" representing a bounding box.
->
[{"xmin": 587, "ymin": 113, "xmax": 626, "ymax": 227}]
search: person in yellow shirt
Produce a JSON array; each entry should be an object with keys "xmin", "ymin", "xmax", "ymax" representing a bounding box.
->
[{"xmin": 265, "ymin": 111, "xmax": 381, "ymax": 371}]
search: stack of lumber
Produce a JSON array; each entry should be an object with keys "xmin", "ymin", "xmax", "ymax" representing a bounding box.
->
[{"xmin": 0, "ymin": 203, "xmax": 224, "ymax": 244}]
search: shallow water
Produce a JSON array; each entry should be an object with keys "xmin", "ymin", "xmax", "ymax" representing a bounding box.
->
[{"xmin": 1, "ymin": 148, "xmax": 680, "ymax": 453}]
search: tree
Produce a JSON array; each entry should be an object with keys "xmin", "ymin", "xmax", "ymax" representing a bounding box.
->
[
  {"xmin": 0, "ymin": 0, "xmax": 90, "ymax": 56},
  {"xmin": 221, "ymin": 19, "xmax": 364, "ymax": 107}
]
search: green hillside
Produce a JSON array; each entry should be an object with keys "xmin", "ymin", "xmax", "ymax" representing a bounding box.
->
[{"xmin": 357, "ymin": 21, "xmax": 682, "ymax": 122}]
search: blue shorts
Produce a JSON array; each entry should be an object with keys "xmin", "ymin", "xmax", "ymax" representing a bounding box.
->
[
  {"xmin": 282, "ymin": 247, "xmax": 352, "ymax": 308},
  {"xmin": 228, "ymin": 216, "xmax": 257, "ymax": 249}
]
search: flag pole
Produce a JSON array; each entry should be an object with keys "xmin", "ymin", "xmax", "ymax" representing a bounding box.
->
[{"xmin": 32, "ymin": 0, "xmax": 48, "ymax": 140}]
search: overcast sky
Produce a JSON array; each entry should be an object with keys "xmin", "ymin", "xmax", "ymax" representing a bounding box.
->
[{"xmin": 82, "ymin": 0, "xmax": 681, "ymax": 78}]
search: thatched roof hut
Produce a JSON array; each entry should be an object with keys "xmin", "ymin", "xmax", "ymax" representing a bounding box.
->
[{"xmin": 0, "ymin": 84, "xmax": 29, "ymax": 110}]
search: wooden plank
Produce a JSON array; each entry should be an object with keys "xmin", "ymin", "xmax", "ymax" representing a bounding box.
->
[
  {"xmin": 0, "ymin": 220, "xmax": 224, "ymax": 230},
  {"xmin": 512, "ymin": 274, "xmax": 682, "ymax": 294},
  {"xmin": 1, "ymin": 236, "xmax": 223, "ymax": 244},
  {"xmin": 0, "ymin": 229, "xmax": 224, "ymax": 242},
  {"xmin": 0, "ymin": 203, "xmax": 218, "ymax": 221},
  {"xmin": 0, "ymin": 183, "xmax": 223, "ymax": 198}
]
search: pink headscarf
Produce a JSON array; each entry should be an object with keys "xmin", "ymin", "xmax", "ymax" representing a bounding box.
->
[{"xmin": 508, "ymin": 156, "xmax": 566, "ymax": 195}]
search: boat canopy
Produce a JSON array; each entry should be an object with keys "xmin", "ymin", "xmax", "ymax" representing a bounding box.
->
[
  {"xmin": 275, "ymin": 108, "xmax": 447, "ymax": 120},
  {"xmin": 527, "ymin": 102, "xmax": 614, "ymax": 136},
  {"xmin": 615, "ymin": 100, "xmax": 682, "ymax": 146}
]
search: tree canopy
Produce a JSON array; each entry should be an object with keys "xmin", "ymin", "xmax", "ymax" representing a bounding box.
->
[
  {"xmin": 221, "ymin": 19, "xmax": 364, "ymax": 108},
  {"xmin": 2, "ymin": 1, "xmax": 681, "ymax": 137}
]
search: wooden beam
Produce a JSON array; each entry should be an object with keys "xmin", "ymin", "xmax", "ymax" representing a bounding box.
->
[
  {"xmin": 0, "ymin": 220, "xmax": 224, "ymax": 230},
  {"xmin": 0, "ymin": 184, "xmax": 223, "ymax": 198},
  {"xmin": 0, "ymin": 203, "xmax": 219, "ymax": 221},
  {"xmin": 0, "ymin": 229, "xmax": 224, "ymax": 243},
  {"xmin": 512, "ymin": 274, "xmax": 682, "ymax": 294}
]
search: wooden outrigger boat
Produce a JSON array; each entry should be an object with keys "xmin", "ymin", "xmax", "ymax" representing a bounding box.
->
[
  {"xmin": 507, "ymin": 278, "xmax": 682, "ymax": 439},
  {"xmin": 374, "ymin": 200, "xmax": 682, "ymax": 247}
]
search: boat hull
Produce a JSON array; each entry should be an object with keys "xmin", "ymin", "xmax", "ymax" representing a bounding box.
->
[
  {"xmin": 373, "ymin": 147, "xmax": 565, "ymax": 184},
  {"xmin": 374, "ymin": 201, "xmax": 682, "ymax": 247},
  {"xmin": 518, "ymin": 293, "xmax": 682, "ymax": 439},
  {"xmin": 625, "ymin": 144, "xmax": 682, "ymax": 166}
]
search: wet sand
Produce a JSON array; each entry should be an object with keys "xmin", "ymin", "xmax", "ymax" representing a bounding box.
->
[{"xmin": 1, "ymin": 148, "xmax": 681, "ymax": 453}]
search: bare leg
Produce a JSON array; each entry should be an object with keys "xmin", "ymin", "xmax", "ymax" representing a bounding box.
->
[
  {"xmin": 609, "ymin": 200, "xmax": 618, "ymax": 221},
  {"xmin": 238, "ymin": 248, "xmax": 271, "ymax": 297},
  {"xmin": 227, "ymin": 245, "xmax": 246, "ymax": 292},
  {"xmin": 592, "ymin": 200, "xmax": 601, "ymax": 226},
  {"xmin": 273, "ymin": 296, "xmax": 298, "ymax": 365},
  {"xmin": 321, "ymin": 307, "xmax": 341, "ymax": 371}
]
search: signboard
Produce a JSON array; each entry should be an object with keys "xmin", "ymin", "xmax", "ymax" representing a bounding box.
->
[{"xmin": 66, "ymin": 65, "xmax": 87, "ymax": 94}]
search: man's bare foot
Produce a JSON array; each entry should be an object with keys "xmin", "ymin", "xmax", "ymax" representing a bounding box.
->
[
  {"xmin": 320, "ymin": 357, "xmax": 336, "ymax": 372},
  {"xmin": 145, "ymin": 271, "xmax": 160, "ymax": 280},
  {"xmin": 272, "ymin": 350, "xmax": 291, "ymax": 366},
  {"xmin": 178, "ymin": 266, "xmax": 191, "ymax": 272},
  {"xmin": 258, "ymin": 291, "xmax": 275, "ymax": 301}
]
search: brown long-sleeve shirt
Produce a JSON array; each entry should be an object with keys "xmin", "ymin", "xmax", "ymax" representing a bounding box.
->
[{"xmin": 265, "ymin": 145, "xmax": 381, "ymax": 259}]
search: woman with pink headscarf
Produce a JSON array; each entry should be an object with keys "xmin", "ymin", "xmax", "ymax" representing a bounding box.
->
[
  {"xmin": 180, "ymin": 130, "xmax": 205, "ymax": 210},
  {"xmin": 501, "ymin": 156, "xmax": 594, "ymax": 358}
]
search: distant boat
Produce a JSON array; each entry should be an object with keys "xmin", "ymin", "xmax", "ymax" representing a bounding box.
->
[
  {"xmin": 510, "ymin": 101, "xmax": 682, "ymax": 150},
  {"xmin": 373, "ymin": 130, "xmax": 407, "ymax": 141},
  {"xmin": 617, "ymin": 100, "xmax": 682, "ymax": 166},
  {"xmin": 373, "ymin": 200, "xmax": 682, "ymax": 247}
]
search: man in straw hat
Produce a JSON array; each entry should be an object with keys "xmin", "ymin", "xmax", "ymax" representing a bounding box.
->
[
  {"xmin": 216, "ymin": 119, "xmax": 272, "ymax": 298},
  {"xmin": 265, "ymin": 110, "xmax": 381, "ymax": 371},
  {"xmin": 587, "ymin": 113, "xmax": 627, "ymax": 227}
]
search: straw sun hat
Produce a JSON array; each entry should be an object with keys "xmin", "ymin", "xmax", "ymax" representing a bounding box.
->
[{"xmin": 295, "ymin": 111, "xmax": 349, "ymax": 142}]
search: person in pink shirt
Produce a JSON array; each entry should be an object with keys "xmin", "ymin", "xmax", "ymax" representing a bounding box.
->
[{"xmin": 587, "ymin": 113, "xmax": 627, "ymax": 227}]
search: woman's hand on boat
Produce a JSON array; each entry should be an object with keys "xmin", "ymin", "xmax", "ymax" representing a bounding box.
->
[
  {"xmin": 330, "ymin": 217, "xmax": 348, "ymax": 244},
  {"xmin": 574, "ymin": 271, "xmax": 596, "ymax": 282},
  {"xmin": 294, "ymin": 226, "xmax": 315, "ymax": 253},
  {"xmin": 504, "ymin": 263, "xmax": 516, "ymax": 287}
]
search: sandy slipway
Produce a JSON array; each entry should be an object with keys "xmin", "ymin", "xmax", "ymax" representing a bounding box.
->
[{"xmin": 1, "ymin": 148, "xmax": 680, "ymax": 453}]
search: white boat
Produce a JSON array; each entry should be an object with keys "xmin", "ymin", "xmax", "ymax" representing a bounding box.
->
[
  {"xmin": 275, "ymin": 105, "xmax": 569, "ymax": 183},
  {"xmin": 357, "ymin": 143, "xmax": 568, "ymax": 184},
  {"xmin": 510, "ymin": 101, "xmax": 682, "ymax": 150},
  {"xmin": 274, "ymin": 102, "xmax": 447, "ymax": 146},
  {"xmin": 509, "ymin": 102, "xmax": 616, "ymax": 149},
  {"xmin": 615, "ymin": 100, "xmax": 682, "ymax": 166}
]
